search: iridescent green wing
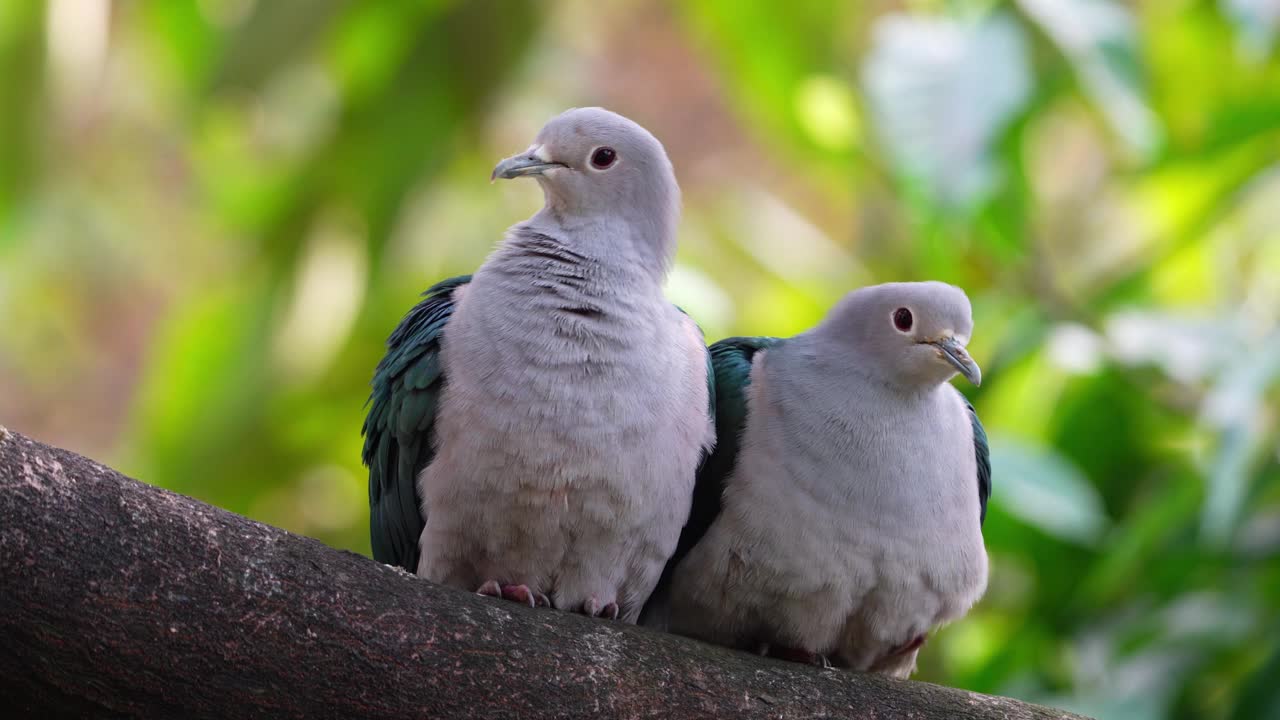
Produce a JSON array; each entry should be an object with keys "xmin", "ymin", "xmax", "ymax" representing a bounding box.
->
[{"xmin": 362, "ymin": 275, "xmax": 470, "ymax": 571}]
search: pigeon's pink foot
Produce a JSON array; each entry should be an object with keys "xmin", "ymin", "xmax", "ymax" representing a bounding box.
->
[
  {"xmin": 581, "ymin": 595, "xmax": 620, "ymax": 620},
  {"xmin": 764, "ymin": 645, "xmax": 833, "ymax": 669},
  {"xmin": 474, "ymin": 580, "xmax": 549, "ymax": 608},
  {"xmin": 867, "ymin": 633, "xmax": 926, "ymax": 676},
  {"xmin": 501, "ymin": 584, "xmax": 551, "ymax": 608},
  {"xmin": 884, "ymin": 633, "xmax": 926, "ymax": 660}
]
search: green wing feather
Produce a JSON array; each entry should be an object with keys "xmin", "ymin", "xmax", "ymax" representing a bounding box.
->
[
  {"xmin": 964, "ymin": 396, "xmax": 992, "ymax": 526},
  {"xmin": 644, "ymin": 336, "xmax": 782, "ymax": 611},
  {"xmin": 678, "ymin": 337, "xmax": 782, "ymax": 559},
  {"xmin": 362, "ymin": 275, "xmax": 470, "ymax": 572}
]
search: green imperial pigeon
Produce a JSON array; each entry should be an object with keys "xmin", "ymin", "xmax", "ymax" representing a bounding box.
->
[
  {"xmin": 362, "ymin": 108, "xmax": 714, "ymax": 623},
  {"xmin": 648, "ymin": 282, "xmax": 991, "ymax": 676}
]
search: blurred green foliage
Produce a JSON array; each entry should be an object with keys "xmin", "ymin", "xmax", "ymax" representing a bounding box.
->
[{"xmin": 1, "ymin": 1, "xmax": 1278, "ymax": 718}]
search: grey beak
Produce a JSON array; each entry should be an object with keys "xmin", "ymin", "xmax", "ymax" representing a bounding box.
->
[
  {"xmin": 491, "ymin": 152, "xmax": 565, "ymax": 181},
  {"xmin": 931, "ymin": 336, "xmax": 982, "ymax": 386}
]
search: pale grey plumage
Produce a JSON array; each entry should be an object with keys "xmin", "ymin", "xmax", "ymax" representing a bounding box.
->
[
  {"xmin": 415, "ymin": 108, "xmax": 713, "ymax": 622},
  {"xmin": 665, "ymin": 281, "xmax": 988, "ymax": 675}
]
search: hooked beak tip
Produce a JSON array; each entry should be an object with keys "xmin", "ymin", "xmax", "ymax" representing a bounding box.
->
[{"xmin": 932, "ymin": 337, "xmax": 982, "ymax": 386}]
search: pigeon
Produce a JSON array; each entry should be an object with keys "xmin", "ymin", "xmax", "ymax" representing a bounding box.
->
[
  {"xmin": 654, "ymin": 281, "xmax": 990, "ymax": 676},
  {"xmin": 363, "ymin": 107, "xmax": 715, "ymax": 623}
]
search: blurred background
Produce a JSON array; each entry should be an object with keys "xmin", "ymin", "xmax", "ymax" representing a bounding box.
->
[{"xmin": 1, "ymin": 0, "xmax": 1277, "ymax": 717}]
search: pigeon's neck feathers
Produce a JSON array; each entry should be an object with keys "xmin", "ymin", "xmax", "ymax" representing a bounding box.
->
[
  {"xmin": 477, "ymin": 225, "xmax": 667, "ymax": 323},
  {"xmin": 530, "ymin": 177, "xmax": 679, "ymax": 279}
]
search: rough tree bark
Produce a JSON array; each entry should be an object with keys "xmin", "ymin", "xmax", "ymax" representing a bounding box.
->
[{"xmin": 0, "ymin": 428, "xmax": 1088, "ymax": 720}]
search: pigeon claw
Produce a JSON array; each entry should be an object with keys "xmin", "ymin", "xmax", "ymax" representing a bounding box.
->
[
  {"xmin": 868, "ymin": 633, "xmax": 926, "ymax": 676},
  {"xmin": 581, "ymin": 596, "xmax": 620, "ymax": 620},
  {"xmin": 475, "ymin": 580, "xmax": 549, "ymax": 608},
  {"xmin": 501, "ymin": 584, "xmax": 551, "ymax": 608},
  {"xmin": 886, "ymin": 633, "xmax": 926, "ymax": 659}
]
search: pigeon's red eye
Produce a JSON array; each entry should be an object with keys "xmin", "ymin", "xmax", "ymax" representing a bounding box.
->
[
  {"xmin": 893, "ymin": 307, "xmax": 913, "ymax": 332},
  {"xmin": 590, "ymin": 147, "xmax": 617, "ymax": 169}
]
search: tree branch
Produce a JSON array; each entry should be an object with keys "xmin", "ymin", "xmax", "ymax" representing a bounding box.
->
[{"xmin": 0, "ymin": 428, "xmax": 1087, "ymax": 719}]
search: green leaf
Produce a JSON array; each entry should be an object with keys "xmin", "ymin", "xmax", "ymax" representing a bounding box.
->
[
  {"xmin": 989, "ymin": 438, "xmax": 1110, "ymax": 543},
  {"xmin": 862, "ymin": 12, "xmax": 1032, "ymax": 210},
  {"xmin": 0, "ymin": 0, "xmax": 43, "ymax": 248},
  {"xmin": 1200, "ymin": 330, "xmax": 1280, "ymax": 543},
  {"xmin": 1017, "ymin": 0, "xmax": 1161, "ymax": 155},
  {"xmin": 678, "ymin": 1, "xmax": 856, "ymax": 157},
  {"xmin": 1221, "ymin": 0, "xmax": 1280, "ymax": 62},
  {"xmin": 208, "ymin": 0, "xmax": 346, "ymax": 93},
  {"xmin": 123, "ymin": 279, "xmax": 274, "ymax": 494},
  {"xmin": 1230, "ymin": 630, "xmax": 1280, "ymax": 720}
]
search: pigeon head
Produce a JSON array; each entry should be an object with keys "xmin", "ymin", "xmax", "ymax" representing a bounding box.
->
[
  {"xmin": 821, "ymin": 281, "xmax": 981, "ymax": 388},
  {"xmin": 491, "ymin": 108, "xmax": 680, "ymax": 262}
]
